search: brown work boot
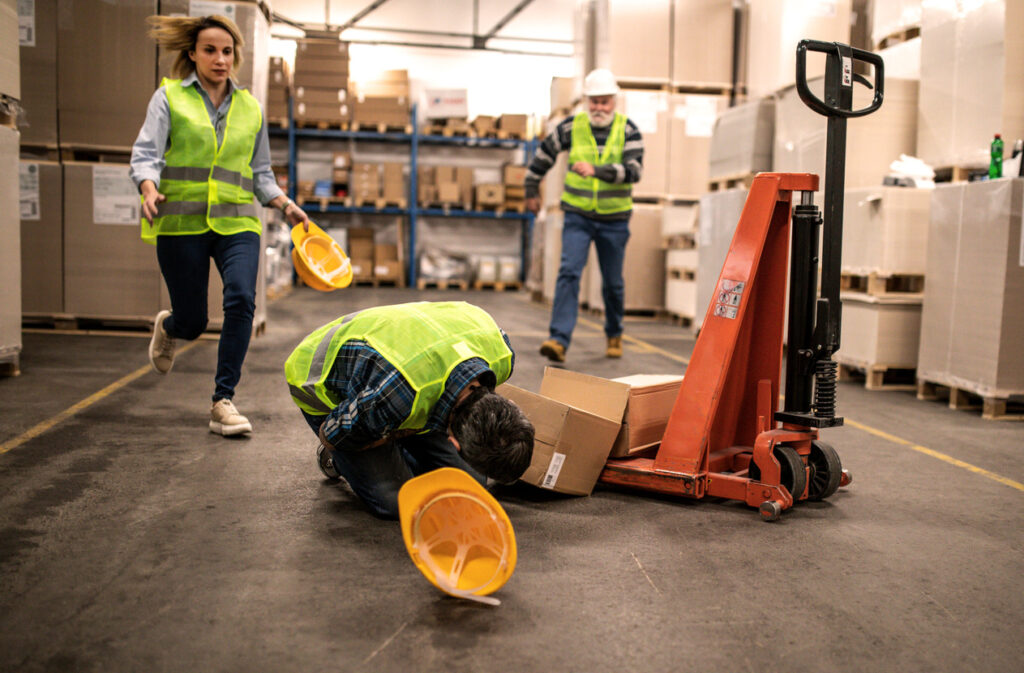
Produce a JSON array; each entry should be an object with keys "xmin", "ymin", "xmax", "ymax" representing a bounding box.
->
[
  {"xmin": 606, "ymin": 336, "xmax": 623, "ymax": 358},
  {"xmin": 539, "ymin": 339, "xmax": 566, "ymax": 363}
]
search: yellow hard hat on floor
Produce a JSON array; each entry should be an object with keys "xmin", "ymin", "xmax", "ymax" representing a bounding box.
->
[
  {"xmin": 290, "ymin": 222, "xmax": 352, "ymax": 291},
  {"xmin": 398, "ymin": 468, "xmax": 517, "ymax": 606}
]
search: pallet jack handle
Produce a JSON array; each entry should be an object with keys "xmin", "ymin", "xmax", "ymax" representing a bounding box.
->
[{"xmin": 776, "ymin": 41, "xmax": 884, "ymax": 429}]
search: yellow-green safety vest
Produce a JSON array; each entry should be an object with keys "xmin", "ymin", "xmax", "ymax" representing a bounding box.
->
[
  {"xmin": 561, "ymin": 111, "xmax": 632, "ymax": 215},
  {"xmin": 141, "ymin": 78, "xmax": 263, "ymax": 244},
  {"xmin": 284, "ymin": 302, "xmax": 514, "ymax": 429}
]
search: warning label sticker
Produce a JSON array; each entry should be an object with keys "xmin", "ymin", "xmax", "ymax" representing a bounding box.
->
[{"xmin": 713, "ymin": 279, "xmax": 745, "ymax": 320}]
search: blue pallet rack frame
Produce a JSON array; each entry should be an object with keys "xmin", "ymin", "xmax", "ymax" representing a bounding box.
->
[{"xmin": 270, "ymin": 102, "xmax": 538, "ymax": 286}]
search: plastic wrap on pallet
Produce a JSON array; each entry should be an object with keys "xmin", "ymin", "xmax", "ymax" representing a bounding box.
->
[
  {"xmin": 696, "ymin": 188, "xmax": 746, "ymax": 331},
  {"xmin": 1, "ymin": 125, "xmax": 21, "ymax": 362},
  {"xmin": 418, "ymin": 248, "xmax": 471, "ymax": 282},
  {"xmin": 708, "ymin": 97, "xmax": 775, "ymax": 180},
  {"xmin": 871, "ymin": 0, "xmax": 922, "ymax": 47},
  {"xmin": 842, "ymin": 186, "xmax": 931, "ymax": 277},
  {"xmin": 878, "ymin": 37, "xmax": 921, "ymax": 81},
  {"xmin": 917, "ymin": 178, "xmax": 1024, "ymax": 398}
]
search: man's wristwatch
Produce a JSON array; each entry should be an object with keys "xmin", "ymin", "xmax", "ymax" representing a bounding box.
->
[{"xmin": 279, "ymin": 198, "xmax": 294, "ymax": 214}]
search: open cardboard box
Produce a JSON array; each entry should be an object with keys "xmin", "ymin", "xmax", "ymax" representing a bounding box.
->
[
  {"xmin": 499, "ymin": 368, "xmax": 630, "ymax": 496},
  {"xmin": 608, "ymin": 374, "xmax": 684, "ymax": 458}
]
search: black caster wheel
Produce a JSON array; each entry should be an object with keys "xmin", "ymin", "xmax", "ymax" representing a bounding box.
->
[
  {"xmin": 749, "ymin": 445, "xmax": 808, "ymax": 502},
  {"xmin": 807, "ymin": 440, "xmax": 842, "ymax": 500}
]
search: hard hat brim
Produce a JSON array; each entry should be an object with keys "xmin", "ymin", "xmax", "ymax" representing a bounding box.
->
[{"xmin": 290, "ymin": 222, "xmax": 353, "ymax": 291}]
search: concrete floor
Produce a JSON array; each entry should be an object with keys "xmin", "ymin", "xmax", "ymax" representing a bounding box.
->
[{"xmin": 1, "ymin": 286, "xmax": 1022, "ymax": 673}]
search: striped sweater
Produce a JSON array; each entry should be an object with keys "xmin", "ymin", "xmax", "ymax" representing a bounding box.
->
[{"xmin": 525, "ymin": 113, "xmax": 644, "ymax": 220}]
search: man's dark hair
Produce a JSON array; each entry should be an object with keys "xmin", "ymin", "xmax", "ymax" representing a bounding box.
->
[{"xmin": 450, "ymin": 389, "xmax": 534, "ymax": 484}]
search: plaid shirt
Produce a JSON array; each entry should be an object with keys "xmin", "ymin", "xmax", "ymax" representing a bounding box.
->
[{"xmin": 318, "ymin": 332, "xmax": 514, "ymax": 451}]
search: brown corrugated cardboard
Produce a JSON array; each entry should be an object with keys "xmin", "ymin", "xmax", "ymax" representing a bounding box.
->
[
  {"xmin": 1, "ymin": 125, "xmax": 20, "ymax": 359},
  {"xmin": 0, "ymin": 0, "xmax": 19, "ymax": 99},
  {"xmin": 294, "ymin": 71, "xmax": 349, "ymax": 90},
  {"xmin": 499, "ymin": 368, "xmax": 630, "ymax": 495},
  {"xmin": 918, "ymin": 1, "xmax": 1024, "ymax": 168},
  {"xmin": 498, "ymin": 114, "xmax": 528, "ymax": 137},
  {"xmin": 296, "ymin": 39, "xmax": 349, "ymax": 60},
  {"xmin": 437, "ymin": 182, "xmax": 461, "ymax": 203},
  {"xmin": 456, "ymin": 167, "xmax": 474, "ymax": 203},
  {"xmin": 294, "ymin": 86, "xmax": 347, "ymax": 105},
  {"xmin": 58, "ymin": 0, "xmax": 157, "ymax": 149},
  {"xmin": 19, "ymin": 161, "xmax": 62, "ymax": 314},
  {"xmin": 503, "ymin": 164, "xmax": 527, "ymax": 185},
  {"xmin": 708, "ymin": 97, "xmax": 775, "ymax": 179},
  {"xmin": 672, "ymin": 0, "xmax": 734, "ymax": 88},
  {"xmin": 608, "ymin": 374, "xmax": 684, "ymax": 458},
  {"xmin": 471, "ymin": 115, "xmax": 496, "ymax": 136},
  {"xmin": 609, "ymin": 0, "xmax": 671, "ymax": 82},
  {"xmin": 917, "ymin": 179, "xmax": 1024, "ymax": 397},
  {"xmin": 294, "ymin": 101, "xmax": 350, "ymax": 122},
  {"xmin": 353, "ymin": 96, "xmax": 409, "ymax": 126},
  {"xmin": 668, "ymin": 93, "xmax": 728, "ymax": 197},
  {"xmin": 838, "ymin": 293, "xmax": 923, "ymax": 369},
  {"xmin": 350, "ymin": 259, "xmax": 373, "ymax": 281},
  {"xmin": 348, "ymin": 227, "xmax": 374, "ymax": 260},
  {"xmin": 475, "ymin": 184, "xmax": 504, "ymax": 207},
  {"xmin": 842, "ymin": 187, "xmax": 931, "ymax": 276},
  {"xmin": 63, "ymin": 162, "xmax": 162, "ymax": 318},
  {"xmin": 18, "ymin": 0, "xmax": 57, "ymax": 145}
]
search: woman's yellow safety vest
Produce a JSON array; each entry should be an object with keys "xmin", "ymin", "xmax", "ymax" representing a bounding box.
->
[
  {"xmin": 284, "ymin": 302, "xmax": 514, "ymax": 430},
  {"xmin": 141, "ymin": 78, "xmax": 263, "ymax": 244},
  {"xmin": 560, "ymin": 111, "xmax": 632, "ymax": 216}
]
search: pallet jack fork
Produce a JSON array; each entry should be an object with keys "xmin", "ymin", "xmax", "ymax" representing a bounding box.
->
[{"xmin": 600, "ymin": 41, "xmax": 885, "ymax": 521}]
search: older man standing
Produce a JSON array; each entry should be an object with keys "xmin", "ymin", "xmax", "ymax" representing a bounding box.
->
[{"xmin": 525, "ymin": 68, "xmax": 644, "ymax": 363}]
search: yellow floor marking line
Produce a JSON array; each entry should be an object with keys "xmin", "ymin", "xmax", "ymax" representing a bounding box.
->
[
  {"xmin": 0, "ymin": 341, "xmax": 202, "ymax": 456},
  {"xmin": 575, "ymin": 316, "xmax": 692, "ymax": 365},
  {"xmin": 844, "ymin": 418, "xmax": 1024, "ymax": 493}
]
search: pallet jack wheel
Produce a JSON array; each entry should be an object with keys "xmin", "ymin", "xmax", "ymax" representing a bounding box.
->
[
  {"xmin": 759, "ymin": 500, "xmax": 782, "ymax": 522},
  {"xmin": 806, "ymin": 440, "xmax": 842, "ymax": 501},
  {"xmin": 748, "ymin": 445, "xmax": 808, "ymax": 503}
]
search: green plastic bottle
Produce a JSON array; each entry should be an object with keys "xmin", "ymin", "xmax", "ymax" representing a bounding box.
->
[{"xmin": 989, "ymin": 133, "xmax": 1004, "ymax": 179}]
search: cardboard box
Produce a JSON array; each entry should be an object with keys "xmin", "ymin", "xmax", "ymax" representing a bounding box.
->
[
  {"xmin": 842, "ymin": 187, "xmax": 931, "ymax": 276},
  {"xmin": 437, "ymin": 182, "xmax": 461, "ymax": 203},
  {"xmin": 475, "ymin": 184, "xmax": 504, "ymax": 207},
  {"xmin": 918, "ymin": 0, "xmax": 1024, "ymax": 168},
  {"xmin": 662, "ymin": 202, "xmax": 698, "ymax": 237},
  {"xmin": 621, "ymin": 89, "xmax": 669, "ymax": 196},
  {"xmin": 1, "ymin": 0, "xmax": 18, "ymax": 99},
  {"xmin": 608, "ymin": 0, "xmax": 671, "ymax": 82},
  {"xmin": 18, "ymin": 0, "xmax": 57, "ymax": 145},
  {"xmin": 503, "ymin": 164, "xmax": 527, "ymax": 185},
  {"xmin": 294, "ymin": 55, "xmax": 350, "ymax": 75},
  {"xmin": 498, "ymin": 114, "xmax": 529, "ymax": 138},
  {"xmin": 838, "ymin": 293, "xmax": 923, "ymax": 369},
  {"xmin": 295, "ymin": 86, "xmax": 347, "ymax": 105},
  {"xmin": 374, "ymin": 260, "xmax": 403, "ymax": 281},
  {"xmin": 294, "ymin": 101, "xmax": 350, "ymax": 123},
  {"xmin": 475, "ymin": 257, "xmax": 498, "ymax": 283},
  {"xmin": 497, "ymin": 256, "xmax": 520, "ymax": 283},
  {"xmin": 423, "ymin": 89, "xmax": 468, "ymax": 120},
  {"xmin": 59, "ymin": 0, "xmax": 156, "ymax": 149},
  {"xmin": 417, "ymin": 183, "xmax": 437, "ymax": 205},
  {"xmin": 294, "ymin": 71, "xmax": 348, "ymax": 90},
  {"xmin": 917, "ymin": 179, "xmax": 1024, "ymax": 398},
  {"xmin": 354, "ymin": 71, "xmax": 410, "ymax": 99},
  {"xmin": 668, "ymin": 93, "xmax": 728, "ymax": 197},
  {"xmin": 374, "ymin": 244, "xmax": 399, "ymax": 264},
  {"xmin": 665, "ymin": 276, "xmax": 698, "ymax": 320},
  {"xmin": 471, "ymin": 115, "xmax": 497, "ymax": 136},
  {"xmin": 353, "ymin": 96, "xmax": 409, "ymax": 126},
  {"xmin": 63, "ymin": 162, "xmax": 162, "ymax": 318},
  {"xmin": 608, "ymin": 374, "xmax": 684, "ymax": 458},
  {"xmin": 499, "ymin": 368, "xmax": 631, "ymax": 495},
  {"xmin": 672, "ymin": 0, "xmax": 734, "ymax": 88},
  {"xmin": 348, "ymin": 227, "xmax": 375, "ymax": 260},
  {"xmin": 296, "ymin": 39, "xmax": 349, "ymax": 60},
  {"xmin": 709, "ymin": 97, "xmax": 775, "ymax": 180},
  {"xmin": 20, "ymin": 161, "xmax": 63, "ymax": 314},
  {"xmin": 0, "ymin": 125, "xmax": 20, "ymax": 360},
  {"xmin": 350, "ymin": 259, "xmax": 373, "ymax": 281}
]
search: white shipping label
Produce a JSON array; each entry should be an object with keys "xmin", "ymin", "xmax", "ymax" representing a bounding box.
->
[
  {"xmin": 18, "ymin": 0, "xmax": 35, "ymax": 46},
  {"xmin": 19, "ymin": 163, "xmax": 40, "ymax": 220},
  {"xmin": 92, "ymin": 165, "xmax": 140, "ymax": 225},
  {"xmin": 683, "ymin": 96, "xmax": 717, "ymax": 138},
  {"xmin": 540, "ymin": 452, "xmax": 567, "ymax": 490},
  {"xmin": 623, "ymin": 91, "xmax": 660, "ymax": 135},
  {"xmin": 189, "ymin": 0, "xmax": 235, "ymax": 21}
]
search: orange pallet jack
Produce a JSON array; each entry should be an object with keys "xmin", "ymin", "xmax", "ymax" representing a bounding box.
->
[{"xmin": 601, "ymin": 40, "xmax": 885, "ymax": 521}]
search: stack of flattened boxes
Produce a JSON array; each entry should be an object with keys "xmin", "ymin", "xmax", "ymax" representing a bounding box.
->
[
  {"xmin": 353, "ymin": 70, "xmax": 410, "ymax": 130},
  {"xmin": 266, "ymin": 56, "xmax": 290, "ymax": 123},
  {"xmin": 503, "ymin": 163, "xmax": 527, "ymax": 212},
  {"xmin": 2, "ymin": 0, "xmax": 20, "ymax": 372},
  {"xmin": 350, "ymin": 163, "xmax": 380, "ymax": 206},
  {"xmin": 292, "ymin": 39, "xmax": 349, "ymax": 127}
]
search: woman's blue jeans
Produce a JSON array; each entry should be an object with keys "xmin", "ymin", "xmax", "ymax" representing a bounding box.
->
[
  {"xmin": 156, "ymin": 230, "xmax": 260, "ymax": 402},
  {"xmin": 302, "ymin": 411, "xmax": 486, "ymax": 520},
  {"xmin": 549, "ymin": 210, "xmax": 631, "ymax": 349}
]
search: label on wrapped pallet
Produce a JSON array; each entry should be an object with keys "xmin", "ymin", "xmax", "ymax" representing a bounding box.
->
[
  {"xmin": 92, "ymin": 165, "xmax": 140, "ymax": 226},
  {"xmin": 189, "ymin": 0, "xmax": 235, "ymax": 21},
  {"xmin": 18, "ymin": 0, "xmax": 35, "ymax": 46},
  {"xmin": 540, "ymin": 452, "xmax": 566, "ymax": 490},
  {"xmin": 19, "ymin": 163, "xmax": 40, "ymax": 220}
]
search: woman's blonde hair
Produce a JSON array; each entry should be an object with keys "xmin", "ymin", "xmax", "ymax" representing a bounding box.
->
[{"xmin": 146, "ymin": 14, "xmax": 245, "ymax": 80}]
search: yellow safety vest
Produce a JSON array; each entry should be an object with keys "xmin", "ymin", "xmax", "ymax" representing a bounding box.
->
[
  {"xmin": 561, "ymin": 112, "xmax": 632, "ymax": 215},
  {"xmin": 284, "ymin": 302, "xmax": 514, "ymax": 429},
  {"xmin": 141, "ymin": 78, "xmax": 263, "ymax": 244}
]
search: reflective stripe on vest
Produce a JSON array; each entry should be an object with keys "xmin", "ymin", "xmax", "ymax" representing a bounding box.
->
[
  {"xmin": 141, "ymin": 78, "xmax": 263, "ymax": 244},
  {"xmin": 561, "ymin": 112, "xmax": 632, "ymax": 215},
  {"xmin": 284, "ymin": 302, "xmax": 514, "ymax": 426}
]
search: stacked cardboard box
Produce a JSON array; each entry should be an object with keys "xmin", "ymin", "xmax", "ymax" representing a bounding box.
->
[
  {"xmin": 608, "ymin": 0, "xmax": 671, "ymax": 82},
  {"xmin": 672, "ymin": 0, "xmax": 734, "ymax": 89},
  {"xmin": 353, "ymin": 70, "xmax": 409, "ymax": 129},
  {"xmin": 1, "ymin": 124, "xmax": 20, "ymax": 371},
  {"xmin": 434, "ymin": 166, "xmax": 472, "ymax": 208},
  {"xmin": 18, "ymin": 0, "xmax": 57, "ymax": 146},
  {"xmin": 354, "ymin": 69, "xmax": 409, "ymax": 98},
  {"xmin": 292, "ymin": 39, "xmax": 350, "ymax": 126},
  {"xmin": 417, "ymin": 165, "xmax": 437, "ymax": 206},
  {"xmin": 663, "ymin": 203, "xmax": 699, "ymax": 322},
  {"xmin": 503, "ymin": 163, "xmax": 527, "ymax": 211},
  {"xmin": 708, "ymin": 97, "xmax": 775, "ymax": 180},
  {"xmin": 347, "ymin": 227, "xmax": 375, "ymax": 281},
  {"xmin": 373, "ymin": 243, "xmax": 403, "ymax": 285},
  {"xmin": 331, "ymin": 152, "xmax": 351, "ymax": 197},
  {"xmin": 498, "ymin": 114, "xmax": 529, "ymax": 139},
  {"xmin": 19, "ymin": 161, "xmax": 62, "ymax": 315},
  {"xmin": 266, "ymin": 56, "xmax": 290, "ymax": 121},
  {"xmin": 350, "ymin": 163, "xmax": 380, "ymax": 205},
  {"xmin": 474, "ymin": 184, "xmax": 504, "ymax": 210},
  {"xmin": 381, "ymin": 162, "xmax": 405, "ymax": 205},
  {"xmin": 471, "ymin": 115, "xmax": 497, "ymax": 137},
  {"xmin": 668, "ymin": 93, "xmax": 728, "ymax": 197}
]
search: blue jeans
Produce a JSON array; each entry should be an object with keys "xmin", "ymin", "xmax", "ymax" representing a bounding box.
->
[
  {"xmin": 550, "ymin": 210, "xmax": 631, "ymax": 348},
  {"xmin": 301, "ymin": 411, "xmax": 487, "ymax": 520},
  {"xmin": 156, "ymin": 230, "xmax": 260, "ymax": 402}
]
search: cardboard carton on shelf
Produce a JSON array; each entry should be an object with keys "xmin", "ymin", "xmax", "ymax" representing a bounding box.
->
[
  {"xmin": 498, "ymin": 114, "xmax": 529, "ymax": 138},
  {"xmin": 293, "ymin": 71, "xmax": 348, "ymax": 90},
  {"xmin": 502, "ymin": 163, "xmax": 528, "ymax": 185},
  {"xmin": 294, "ymin": 86, "xmax": 348, "ymax": 105},
  {"xmin": 18, "ymin": 0, "xmax": 57, "ymax": 145},
  {"xmin": 471, "ymin": 115, "xmax": 497, "ymax": 136},
  {"xmin": 294, "ymin": 102, "xmax": 350, "ymax": 124},
  {"xmin": 475, "ymin": 184, "xmax": 504, "ymax": 208},
  {"xmin": 436, "ymin": 182, "xmax": 461, "ymax": 204},
  {"xmin": 347, "ymin": 227, "xmax": 375, "ymax": 261},
  {"xmin": 499, "ymin": 368, "xmax": 631, "ymax": 496}
]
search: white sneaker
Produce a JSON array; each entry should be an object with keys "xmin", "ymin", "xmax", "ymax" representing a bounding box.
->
[
  {"xmin": 209, "ymin": 398, "xmax": 253, "ymax": 436},
  {"xmin": 149, "ymin": 310, "xmax": 176, "ymax": 375}
]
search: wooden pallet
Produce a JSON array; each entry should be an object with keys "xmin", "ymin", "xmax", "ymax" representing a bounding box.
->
[
  {"xmin": 473, "ymin": 280, "xmax": 522, "ymax": 292},
  {"xmin": 375, "ymin": 197, "xmax": 407, "ymax": 209},
  {"xmin": 267, "ymin": 117, "xmax": 289, "ymax": 129},
  {"xmin": 840, "ymin": 272, "xmax": 925, "ymax": 296},
  {"xmin": 916, "ymin": 379, "xmax": 1024, "ymax": 421},
  {"xmin": 934, "ymin": 165, "xmax": 987, "ymax": 183},
  {"xmin": 422, "ymin": 124, "xmax": 471, "ymax": 137},
  {"xmin": 475, "ymin": 202, "xmax": 508, "ymax": 215},
  {"xmin": 664, "ymin": 232, "xmax": 697, "ymax": 250},
  {"xmin": 495, "ymin": 129, "xmax": 529, "ymax": 141},
  {"xmin": 503, "ymin": 201, "xmax": 527, "ymax": 213},
  {"xmin": 350, "ymin": 121, "xmax": 413, "ymax": 134},
  {"xmin": 294, "ymin": 119, "xmax": 349, "ymax": 130},
  {"xmin": 838, "ymin": 363, "xmax": 917, "ymax": 391},
  {"xmin": 18, "ymin": 144, "xmax": 61, "ymax": 162},
  {"xmin": 667, "ymin": 268, "xmax": 696, "ymax": 281},
  {"xmin": 672, "ymin": 82, "xmax": 732, "ymax": 96},
  {"xmin": 297, "ymin": 195, "xmax": 349, "ymax": 210},
  {"xmin": 708, "ymin": 172, "xmax": 757, "ymax": 191},
  {"xmin": 416, "ymin": 278, "xmax": 470, "ymax": 290},
  {"xmin": 875, "ymin": 26, "xmax": 921, "ymax": 50},
  {"xmin": 665, "ymin": 312, "xmax": 695, "ymax": 329},
  {"xmin": 59, "ymin": 145, "xmax": 132, "ymax": 163}
]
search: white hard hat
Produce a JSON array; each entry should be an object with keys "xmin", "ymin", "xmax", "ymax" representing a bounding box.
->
[{"xmin": 583, "ymin": 68, "xmax": 619, "ymax": 97}]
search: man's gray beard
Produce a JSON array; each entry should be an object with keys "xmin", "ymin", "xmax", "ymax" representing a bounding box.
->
[{"xmin": 588, "ymin": 111, "xmax": 613, "ymax": 127}]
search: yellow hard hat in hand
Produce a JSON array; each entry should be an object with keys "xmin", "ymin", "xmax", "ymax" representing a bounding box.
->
[{"xmin": 290, "ymin": 222, "xmax": 352, "ymax": 291}]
